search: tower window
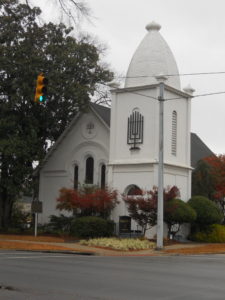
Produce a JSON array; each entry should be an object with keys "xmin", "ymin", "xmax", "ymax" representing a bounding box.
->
[
  {"xmin": 101, "ymin": 164, "xmax": 106, "ymax": 189},
  {"xmin": 171, "ymin": 111, "xmax": 177, "ymax": 156},
  {"xmin": 74, "ymin": 165, "xmax": 79, "ymax": 189},
  {"xmin": 127, "ymin": 110, "xmax": 144, "ymax": 150},
  {"xmin": 85, "ymin": 157, "xmax": 94, "ymax": 184}
]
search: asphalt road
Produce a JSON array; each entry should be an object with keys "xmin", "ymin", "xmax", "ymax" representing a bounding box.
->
[{"xmin": 0, "ymin": 250, "xmax": 225, "ymax": 300}]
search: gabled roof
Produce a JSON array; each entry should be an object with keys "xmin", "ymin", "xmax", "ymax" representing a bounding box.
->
[
  {"xmin": 35, "ymin": 102, "xmax": 110, "ymax": 174},
  {"xmin": 191, "ymin": 133, "xmax": 214, "ymax": 167},
  {"xmin": 90, "ymin": 102, "xmax": 110, "ymax": 126}
]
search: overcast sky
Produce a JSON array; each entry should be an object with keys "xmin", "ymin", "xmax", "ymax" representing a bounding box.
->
[{"xmin": 34, "ymin": 0, "xmax": 225, "ymax": 155}]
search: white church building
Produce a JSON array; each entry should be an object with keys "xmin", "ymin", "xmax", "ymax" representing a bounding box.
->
[{"xmin": 37, "ymin": 22, "xmax": 213, "ymax": 237}]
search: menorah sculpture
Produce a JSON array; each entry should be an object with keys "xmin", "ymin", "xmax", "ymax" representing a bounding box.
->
[{"xmin": 127, "ymin": 110, "xmax": 144, "ymax": 150}]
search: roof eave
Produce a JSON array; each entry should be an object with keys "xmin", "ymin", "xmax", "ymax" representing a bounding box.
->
[{"xmin": 111, "ymin": 83, "xmax": 193, "ymax": 99}]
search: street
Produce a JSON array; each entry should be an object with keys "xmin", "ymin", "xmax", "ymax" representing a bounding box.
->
[{"xmin": 0, "ymin": 250, "xmax": 225, "ymax": 300}]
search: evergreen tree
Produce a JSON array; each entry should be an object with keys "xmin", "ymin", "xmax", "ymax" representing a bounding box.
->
[
  {"xmin": 0, "ymin": 0, "xmax": 113, "ymax": 228},
  {"xmin": 192, "ymin": 159, "xmax": 215, "ymax": 199}
]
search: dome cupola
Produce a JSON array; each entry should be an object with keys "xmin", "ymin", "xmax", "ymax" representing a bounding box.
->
[{"xmin": 124, "ymin": 21, "xmax": 181, "ymax": 90}]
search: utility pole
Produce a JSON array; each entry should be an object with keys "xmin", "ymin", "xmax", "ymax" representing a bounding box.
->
[
  {"xmin": 155, "ymin": 75, "xmax": 167, "ymax": 249},
  {"xmin": 34, "ymin": 213, "xmax": 38, "ymax": 237}
]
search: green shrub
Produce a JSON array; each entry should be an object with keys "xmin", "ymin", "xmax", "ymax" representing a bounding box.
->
[
  {"xmin": 165, "ymin": 198, "xmax": 196, "ymax": 225},
  {"xmin": 10, "ymin": 202, "xmax": 32, "ymax": 231},
  {"xmin": 47, "ymin": 214, "xmax": 74, "ymax": 234},
  {"xmin": 165, "ymin": 198, "xmax": 196, "ymax": 237},
  {"xmin": 188, "ymin": 196, "xmax": 223, "ymax": 229},
  {"xmin": 190, "ymin": 224, "xmax": 225, "ymax": 243},
  {"xmin": 71, "ymin": 216, "xmax": 114, "ymax": 238}
]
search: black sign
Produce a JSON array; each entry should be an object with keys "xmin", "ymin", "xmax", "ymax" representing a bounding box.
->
[
  {"xmin": 31, "ymin": 201, "xmax": 43, "ymax": 213},
  {"xmin": 119, "ymin": 216, "xmax": 131, "ymax": 234}
]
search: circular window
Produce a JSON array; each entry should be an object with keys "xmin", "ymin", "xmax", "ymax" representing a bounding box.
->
[{"xmin": 81, "ymin": 119, "xmax": 97, "ymax": 139}]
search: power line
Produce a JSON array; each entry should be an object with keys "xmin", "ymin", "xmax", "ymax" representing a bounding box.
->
[
  {"xmin": 101, "ymin": 83, "xmax": 158, "ymax": 101},
  {"xmin": 125, "ymin": 90, "xmax": 158, "ymax": 101},
  {"xmin": 165, "ymin": 91, "xmax": 225, "ymax": 101},
  {"xmin": 102, "ymin": 82, "xmax": 225, "ymax": 101},
  {"xmin": 123, "ymin": 89, "xmax": 225, "ymax": 102},
  {"xmin": 115, "ymin": 71, "xmax": 225, "ymax": 79}
]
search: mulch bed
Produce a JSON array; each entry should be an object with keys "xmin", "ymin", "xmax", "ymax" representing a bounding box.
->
[
  {"xmin": 0, "ymin": 241, "xmax": 76, "ymax": 251},
  {"xmin": 165, "ymin": 244, "xmax": 225, "ymax": 255},
  {"xmin": 2, "ymin": 234, "xmax": 225, "ymax": 255},
  {"xmin": 0, "ymin": 234, "xmax": 80, "ymax": 252},
  {"xmin": 0, "ymin": 234, "xmax": 76, "ymax": 243}
]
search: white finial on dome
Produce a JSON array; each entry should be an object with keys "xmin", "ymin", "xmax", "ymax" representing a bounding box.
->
[{"xmin": 145, "ymin": 21, "xmax": 161, "ymax": 32}]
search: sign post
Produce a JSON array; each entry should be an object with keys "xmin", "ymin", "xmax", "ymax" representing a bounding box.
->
[{"xmin": 31, "ymin": 201, "xmax": 42, "ymax": 237}]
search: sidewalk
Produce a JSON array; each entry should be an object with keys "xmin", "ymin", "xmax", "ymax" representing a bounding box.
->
[{"xmin": 1, "ymin": 235, "xmax": 225, "ymax": 256}]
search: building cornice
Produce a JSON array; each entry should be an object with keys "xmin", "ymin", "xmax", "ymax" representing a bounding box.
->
[
  {"xmin": 108, "ymin": 160, "xmax": 193, "ymax": 170},
  {"xmin": 111, "ymin": 83, "xmax": 193, "ymax": 99}
]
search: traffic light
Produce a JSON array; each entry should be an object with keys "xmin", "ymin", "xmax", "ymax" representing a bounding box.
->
[{"xmin": 34, "ymin": 73, "xmax": 48, "ymax": 103}]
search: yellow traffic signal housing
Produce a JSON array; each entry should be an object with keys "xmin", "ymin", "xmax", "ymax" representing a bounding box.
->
[{"xmin": 34, "ymin": 73, "xmax": 48, "ymax": 103}]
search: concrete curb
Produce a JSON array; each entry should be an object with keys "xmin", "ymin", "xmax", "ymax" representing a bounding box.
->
[{"xmin": 14, "ymin": 249, "xmax": 96, "ymax": 256}]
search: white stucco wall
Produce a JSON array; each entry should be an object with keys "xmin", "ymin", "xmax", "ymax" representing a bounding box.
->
[
  {"xmin": 39, "ymin": 109, "xmax": 110, "ymax": 223},
  {"xmin": 109, "ymin": 85, "xmax": 191, "ymax": 168},
  {"xmin": 108, "ymin": 84, "xmax": 192, "ymax": 238},
  {"xmin": 109, "ymin": 87, "xmax": 158, "ymax": 164}
]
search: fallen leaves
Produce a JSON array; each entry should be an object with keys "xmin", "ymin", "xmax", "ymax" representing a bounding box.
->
[
  {"xmin": 0, "ymin": 234, "xmax": 77, "ymax": 252},
  {"xmin": 165, "ymin": 244, "xmax": 225, "ymax": 255},
  {"xmin": 0, "ymin": 234, "xmax": 75, "ymax": 243}
]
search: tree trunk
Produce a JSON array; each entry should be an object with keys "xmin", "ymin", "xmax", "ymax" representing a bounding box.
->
[
  {"xmin": 3, "ymin": 196, "xmax": 13, "ymax": 229},
  {"xmin": 0, "ymin": 156, "xmax": 14, "ymax": 229},
  {"xmin": 0, "ymin": 192, "xmax": 4, "ymax": 229},
  {"xmin": 0, "ymin": 188, "xmax": 13, "ymax": 229}
]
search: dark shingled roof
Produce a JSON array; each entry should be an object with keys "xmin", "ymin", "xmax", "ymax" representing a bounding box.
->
[
  {"xmin": 90, "ymin": 102, "xmax": 110, "ymax": 126},
  {"xmin": 91, "ymin": 103, "xmax": 214, "ymax": 168},
  {"xmin": 191, "ymin": 133, "xmax": 214, "ymax": 167}
]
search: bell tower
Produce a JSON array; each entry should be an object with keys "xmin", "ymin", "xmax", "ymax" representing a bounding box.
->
[{"xmin": 108, "ymin": 22, "xmax": 193, "ymax": 224}]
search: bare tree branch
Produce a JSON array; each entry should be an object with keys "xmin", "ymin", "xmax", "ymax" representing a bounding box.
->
[{"xmin": 23, "ymin": 0, "xmax": 91, "ymax": 25}]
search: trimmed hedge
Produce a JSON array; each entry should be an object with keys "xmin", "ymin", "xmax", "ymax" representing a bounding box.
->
[
  {"xmin": 165, "ymin": 198, "xmax": 196, "ymax": 225},
  {"xmin": 48, "ymin": 214, "xmax": 73, "ymax": 233},
  {"xmin": 188, "ymin": 196, "xmax": 223, "ymax": 228},
  {"xmin": 191, "ymin": 224, "xmax": 225, "ymax": 243},
  {"xmin": 70, "ymin": 216, "xmax": 114, "ymax": 238}
]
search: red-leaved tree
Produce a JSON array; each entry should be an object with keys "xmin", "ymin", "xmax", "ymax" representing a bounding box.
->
[
  {"xmin": 123, "ymin": 186, "xmax": 180, "ymax": 234},
  {"xmin": 204, "ymin": 154, "xmax": 225, "ymax": 214},
  {"xmin": 56, "ymin": 185, "xmax": 119, "ymax": 219}
]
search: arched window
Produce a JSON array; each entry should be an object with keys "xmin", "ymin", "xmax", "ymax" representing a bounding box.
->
[
  {"xmin": 100, "ymin": 164, "xmax": 106, "ymax": 189},
  {"xmin": 127, "ymin": 185, "xmax": 142, "ymax": 196},
  {"xmin": 74, "ymin": 165, "xmax": 79, "ymax": 189},
  {"xmin": 171, "ymin": 111, "xmax": 177, "ymax": 156},
  {"xmin": 85, "ymin": 157, "xmax": 94, "ymax": 184}
]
